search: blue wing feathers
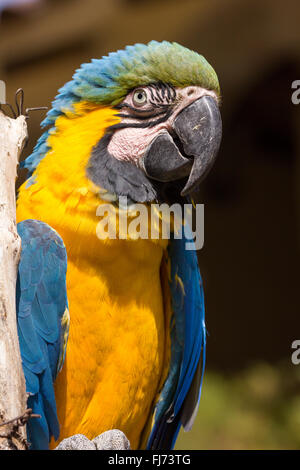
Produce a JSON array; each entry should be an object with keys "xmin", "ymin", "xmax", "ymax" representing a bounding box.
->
[
  {"xmin": 171, "ymin": 231, "xmax": 205, "ymax": 421},
  {"xmin": 16, "ymin": 220, "xmax": 68, "ymax": 449},
  {"xmin": 147, "ymin": 224, "xmax": 206, "ymax": 449}
]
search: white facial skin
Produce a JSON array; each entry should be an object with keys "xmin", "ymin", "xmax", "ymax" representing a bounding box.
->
[{"xmin": 108, "ymin": 85, "xmax": 218, "ymax": 165}]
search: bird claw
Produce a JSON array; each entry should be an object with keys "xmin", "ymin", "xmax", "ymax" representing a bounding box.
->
[
  {"xmin": 54, "ymin": 430, "xmax": 131, "ymax": 450},
  {"xmin": 54, "ymin": 434, "xmax": 96, "ymax": 450},
  {"xmin": 93, "ymin": 430, "xmax": 131, "ymax": 450}
]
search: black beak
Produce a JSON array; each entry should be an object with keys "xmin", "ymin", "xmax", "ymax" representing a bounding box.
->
[{"xmin": 141, "ymin": 95, "xmax": 222, "ymax": 196}]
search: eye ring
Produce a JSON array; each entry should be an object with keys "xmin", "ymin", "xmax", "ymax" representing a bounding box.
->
[{"xmin": 132, "ymin": 88, "xmax": 147, "ymax": 107}]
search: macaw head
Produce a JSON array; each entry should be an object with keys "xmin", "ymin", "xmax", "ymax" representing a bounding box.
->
[{"xmin": 24, "ymin": 41, "xmax": 221, "ymax": 205}]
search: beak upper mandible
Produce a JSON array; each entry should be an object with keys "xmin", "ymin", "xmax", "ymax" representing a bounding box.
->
[
  {"xmin": 174, "ymin": 95, "xmax": 222, "ymax": 196},
  {"xmin": 140, "ymin": 95, "xmax": 222, "ymax": 195}
]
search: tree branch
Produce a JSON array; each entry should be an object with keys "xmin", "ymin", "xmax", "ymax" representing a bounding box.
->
[{"xmin": 0, "ymin": 110, "xmax": 28, "ymax": 450}]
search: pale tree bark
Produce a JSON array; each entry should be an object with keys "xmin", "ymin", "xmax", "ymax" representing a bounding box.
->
[{"xmin": 0, "ymin": 111, "xmax": 28, "ymax": 450}]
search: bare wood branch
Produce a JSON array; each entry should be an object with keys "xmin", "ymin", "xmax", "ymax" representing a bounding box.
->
[{"xmin": 0, "ymin": 111, "xmax": 28, "ymax": 450}]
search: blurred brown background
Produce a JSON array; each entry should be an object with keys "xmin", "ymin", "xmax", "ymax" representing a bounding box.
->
[{"xmin": 1, "ymin": 0, "xmax": 300, "ymax": 449}]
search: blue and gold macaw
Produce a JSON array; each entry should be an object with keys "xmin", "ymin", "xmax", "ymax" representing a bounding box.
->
[{"xmin": 16, "ymin": 41, "xmax": 222, "ymax": 450}]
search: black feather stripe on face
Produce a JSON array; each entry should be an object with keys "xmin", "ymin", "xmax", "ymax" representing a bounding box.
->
[
  {"xmin": 113, "ymin": 82, "xmax": 176, "ymax": 129},
  {"xmin": 109, "ymin": 108, "xmax": 173, "ymax": 130}
]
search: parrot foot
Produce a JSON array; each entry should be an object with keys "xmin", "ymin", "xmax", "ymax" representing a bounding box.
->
[{"xmin": 54, "ymin": 430, "xmax": 131, "ymax": 450}]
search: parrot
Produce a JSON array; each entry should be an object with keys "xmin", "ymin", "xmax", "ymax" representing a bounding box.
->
[{"xmin": 16, "ymin": 40, "xmax": 222, "ymax": 450}]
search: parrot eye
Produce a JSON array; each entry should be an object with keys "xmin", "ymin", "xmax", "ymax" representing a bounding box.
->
[{"xmin": 132, "ymin": 89, "xmax": 147, "ymax": 107}]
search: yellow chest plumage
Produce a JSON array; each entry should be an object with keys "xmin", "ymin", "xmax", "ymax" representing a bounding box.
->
[
  {"xmin": 17, "ymin": 103, "xmax": 171, "ymax": 449},
  {"xmin": 52, "ymin": 236, "xmax": 167, "ymax": 449}
]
